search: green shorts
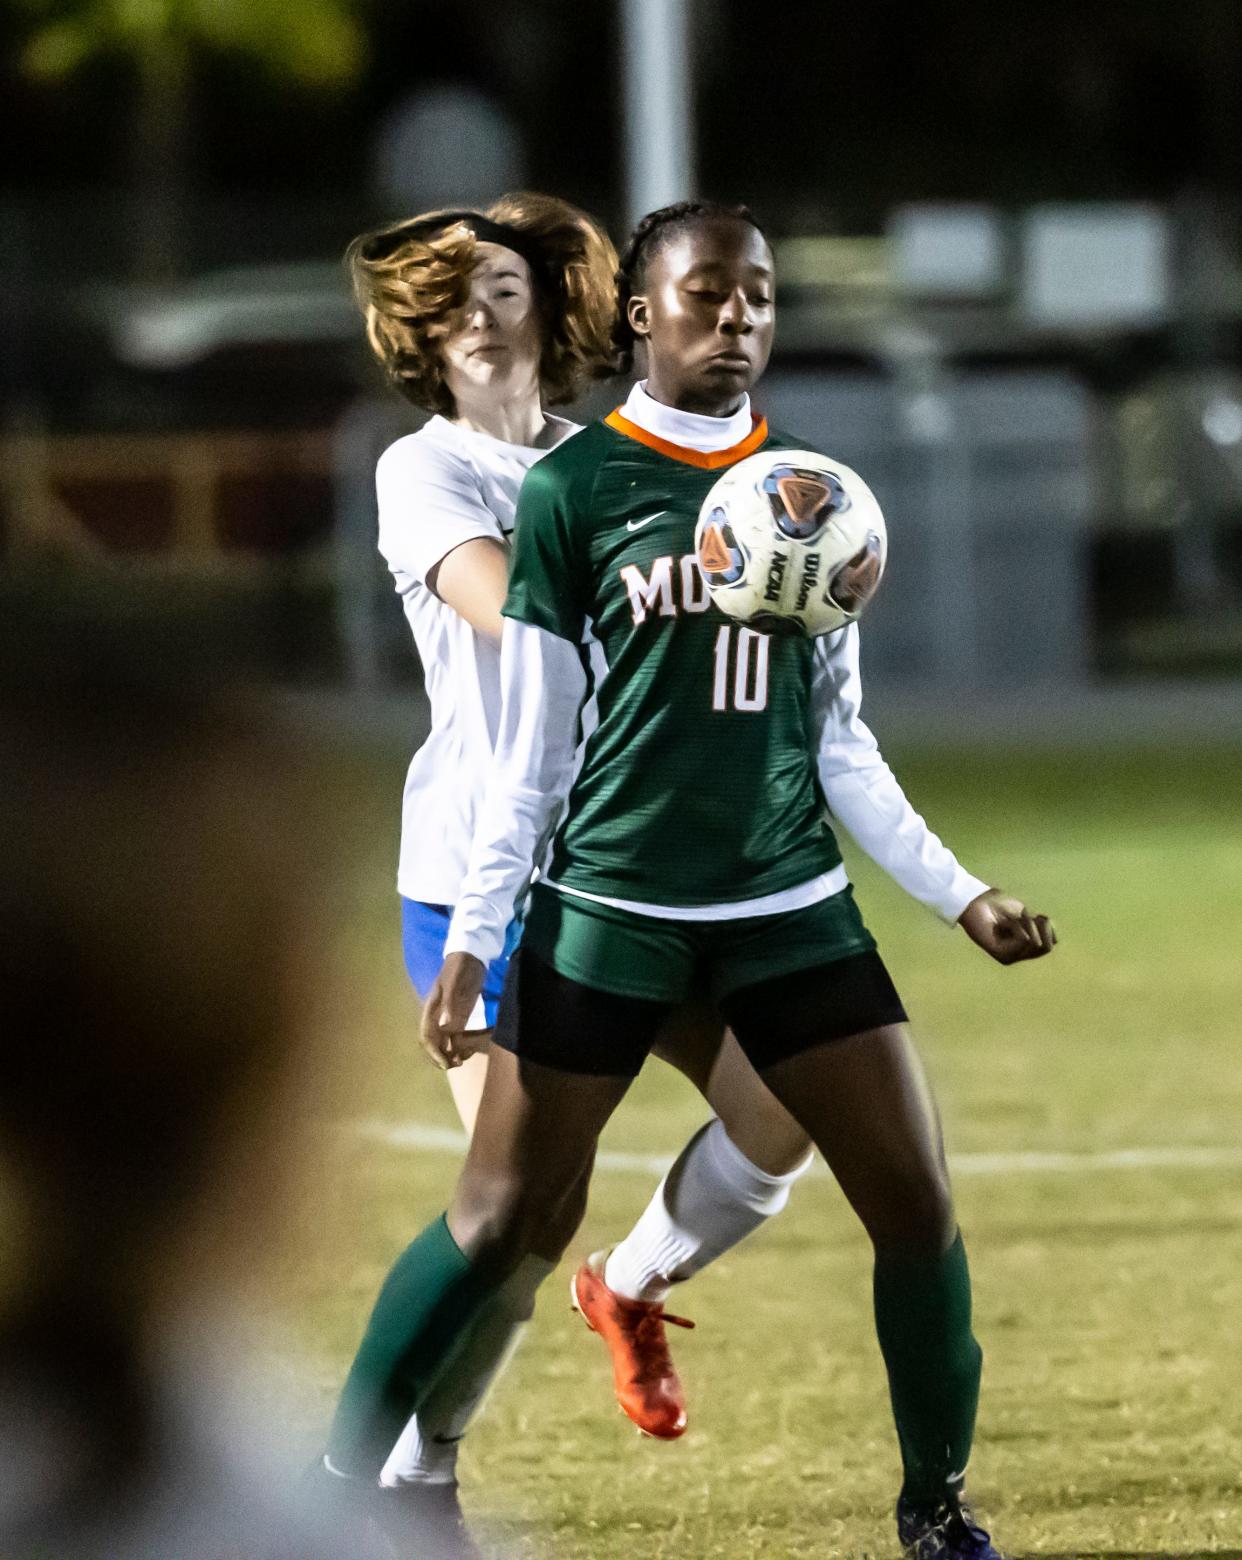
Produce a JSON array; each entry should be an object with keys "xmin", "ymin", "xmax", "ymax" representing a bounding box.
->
[{"xmin": 522, "ymin": 880, "xmax": 878, "ymax": 1004}]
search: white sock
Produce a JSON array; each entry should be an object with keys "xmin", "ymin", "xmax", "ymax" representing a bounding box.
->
[
  {"xmin": 603, "ymin": 1118, "xmax": 812, "ymax": 1305},
  {"xmin": 379, "ymin": 1255, "xmax": 554, "ymax": 1487}
]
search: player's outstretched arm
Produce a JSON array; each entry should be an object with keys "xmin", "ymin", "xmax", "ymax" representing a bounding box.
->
[
  {"xmin": 958, "ymin": 888, "xmax": 1057, "ymax": 965},
  {"xmin": 420, "ymin": 952, "xmax": 489, "ymax": 1069},
  {"xmin": 811, "ymin": 629, "xmax": 1061, "ymax": 966},
  {"xmin": 810, "ymin": 627, "xmax": 987, "ymax": 921}
]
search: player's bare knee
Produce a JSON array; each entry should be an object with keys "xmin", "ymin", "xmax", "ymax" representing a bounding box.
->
[
  {"xmin": 864, "ymin": 1165, "xmax": 955, "ymax": 1256},
  {"xmin": 448, "ymin": 1168, "xmax": 558, "ymax": 1271}
]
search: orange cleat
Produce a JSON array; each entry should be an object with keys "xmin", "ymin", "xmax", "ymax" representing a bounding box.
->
[{"xmin": 571, "ymin": 1250, "xmax": 694, "ymax": 1440}]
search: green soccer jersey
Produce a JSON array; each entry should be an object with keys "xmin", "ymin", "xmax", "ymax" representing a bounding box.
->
[{"xmin": 502, "ymin": 409, "xmax": 844, "ymax": 909}]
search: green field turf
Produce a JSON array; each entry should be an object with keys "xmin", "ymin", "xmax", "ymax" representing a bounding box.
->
[{"xmin": 268, "ymin": 739, "xmax": 1242, "ymax": 1559}]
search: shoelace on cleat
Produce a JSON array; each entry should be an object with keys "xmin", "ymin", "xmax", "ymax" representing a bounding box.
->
[
  {"xmin": 625, "ymin": 1307, "xmax": 694, "ymax": 1386},
  {"xmin": 932, "ymin": 1503, "xmax": 994, "ymax": 1556},
  {"xmin": 948, "ymin": 1503, "xmax": 990, "ymax": 1542},
  {"xmin": 904, "ymin": 1499, "xmax": 995, "ymax": 1559}
]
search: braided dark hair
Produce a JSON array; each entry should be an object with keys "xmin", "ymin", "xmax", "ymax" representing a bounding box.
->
[{"xmin": 611, "ymin": 200, "xmax": 765, "ymax": 375}]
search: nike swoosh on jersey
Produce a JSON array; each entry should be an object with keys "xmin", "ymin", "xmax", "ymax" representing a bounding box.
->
[{"xmin": 626, "ymin": 511, "xmax": 667, "ymax": 531}]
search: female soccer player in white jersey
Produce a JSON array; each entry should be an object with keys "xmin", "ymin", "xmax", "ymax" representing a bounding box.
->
[
  {"xmin": 332, "ymin": 201, "xmax": 1059, "ymax": 1560},
  {"xmin": 329, "ymin": 194, "xmax": 823, "ymax": 1552}
]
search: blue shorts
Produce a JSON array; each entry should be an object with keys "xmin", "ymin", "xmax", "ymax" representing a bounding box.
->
[{"xmin": 400, "ymin": 898, "xmax": 522, "ymax": 1029}]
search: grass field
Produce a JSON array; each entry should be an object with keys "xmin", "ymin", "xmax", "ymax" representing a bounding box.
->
[{"xmin": 265, "ymin": 737, "xmax": 1242, "ymax": 1559}]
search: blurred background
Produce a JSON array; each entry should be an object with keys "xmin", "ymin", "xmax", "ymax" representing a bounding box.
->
[{"xmin": 5, "ymin": 0, "xmax": 1242, "ymax": 718}]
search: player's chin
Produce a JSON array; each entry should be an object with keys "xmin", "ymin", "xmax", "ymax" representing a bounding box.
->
[
  {"xmin": 465, "ymin": 353, "xmax": 519, "ymax": 387},
  {"xmin": 695, "ymin": 359, "xmax": 757, "ymax": 395}
]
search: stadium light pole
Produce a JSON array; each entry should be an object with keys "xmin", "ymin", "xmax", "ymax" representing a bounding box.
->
[{"xmin": 621, "ymin": 0, "xmax": 694, "ymax": 229}]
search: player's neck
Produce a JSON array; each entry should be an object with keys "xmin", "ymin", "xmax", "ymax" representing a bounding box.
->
[
  {"xmin": 451, "ymin": 385, "xmax": 550, "ymax": 449},
  {"xmin": 641, "ymin": 372, "xmax": 746, "ymax": 421}
]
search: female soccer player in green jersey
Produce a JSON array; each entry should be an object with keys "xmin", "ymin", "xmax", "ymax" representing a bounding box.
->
[
  {"xmin": 324, "ymin": 194, "xmax": 831, "ymax": 1553},
  {"xmin": 331, "ymin": 201, "xmax": 1057, "ymax": 1560}
]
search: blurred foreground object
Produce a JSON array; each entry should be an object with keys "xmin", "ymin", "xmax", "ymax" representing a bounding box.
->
[{"xmin": 0, "ymin": 583, "xmax": 382, "ymax": 1557}]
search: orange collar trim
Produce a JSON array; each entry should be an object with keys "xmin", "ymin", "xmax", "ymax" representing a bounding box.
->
[{"xmin": 604, "ymin": 408, "xmax": 769, "ymax": 469}]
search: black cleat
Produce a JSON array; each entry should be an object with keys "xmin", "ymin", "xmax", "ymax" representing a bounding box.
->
[
  {"xmin": 295, "ymin": 1457, "xmax": 393, "ymax": 1558},
  {"xmin": 896, "ymin": 1492, "xmax": 1007, "ymax": 1559},
  {"xmin": 371, "ymin": 1480, "xmax": 483, "ymax": 1560}
]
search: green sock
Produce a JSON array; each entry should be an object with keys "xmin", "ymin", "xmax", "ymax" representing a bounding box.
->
[
  {"xmin": 327, "ymin": 1213, "xmax": 497, "ymax": 1478},
  {"xmin": 410, "ymin": 1255, "xmax": 553, "ymax": 1438},
  {"xmin": 873, "ymin": 1231, "xmax": 983, "ymax": 1504},
  {"xmin": 380, "ymin": 1255, "xmax": 556, "ymax": 1484}
]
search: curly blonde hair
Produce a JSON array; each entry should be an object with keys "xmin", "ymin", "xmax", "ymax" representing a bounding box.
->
[{"xmin": 347, "ymin": 192, "xmax": 618, "ymax": 416}]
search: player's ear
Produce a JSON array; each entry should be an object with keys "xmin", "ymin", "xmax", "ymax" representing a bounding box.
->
[{"xmin": 627, "ymin": 292, "xmax": 651, "ymax": 340}]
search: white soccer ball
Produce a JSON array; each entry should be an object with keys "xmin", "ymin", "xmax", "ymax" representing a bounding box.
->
[{"xmin": 694, "ymin": 449, "xmax": 887, "ymax": 638}]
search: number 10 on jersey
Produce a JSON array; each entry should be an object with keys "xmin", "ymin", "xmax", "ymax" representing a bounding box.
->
[{"xmin": 711, "ymin": 625, "xmax": 770, "ymax": 712}]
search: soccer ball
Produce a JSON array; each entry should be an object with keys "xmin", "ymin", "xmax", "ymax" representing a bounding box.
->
[{"xmin": 694, "ymin": 450, "xmax": 887, "ymax": 638}]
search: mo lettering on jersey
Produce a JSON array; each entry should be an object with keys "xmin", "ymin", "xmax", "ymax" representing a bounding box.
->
[{"xmin": 619, "ymin": 554, "xmax": 712, "ymax": 626}]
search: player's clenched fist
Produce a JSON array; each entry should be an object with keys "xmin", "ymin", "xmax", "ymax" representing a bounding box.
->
[
  {"xmin": 420, "ymin": 951, "xmax": 488, "ymax": 1069},
  {"xmin": 958, "ymin": 888, "xmax": 1057, "ymax": 966}
]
